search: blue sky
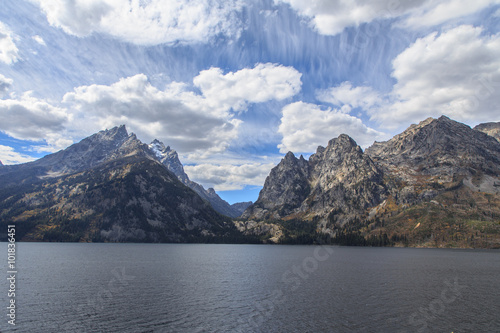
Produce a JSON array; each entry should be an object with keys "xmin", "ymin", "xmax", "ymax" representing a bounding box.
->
[{"xmin": 1, "ymin": 0, "xmax": 500, "ymax": 204}]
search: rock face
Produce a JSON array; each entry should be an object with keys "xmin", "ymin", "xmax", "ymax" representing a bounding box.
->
[
  {"xmin": 366, "ymin": 116, "xmax": 500, "ymax": 178},
  {"xmin": 243, "ymin": 151, "xmax": 310, "ymax": 220},
  {"xmin": 0, "ymin": 126, "xmax": 245, "ymax": 242},
  {"xmin": 243, "ymin": 134, "xmax": 386, "ymax": 228},
  {"xmin": 243, "ymin": 116, "xmax": 500, "ymax": 247},
  {"xmin": 366, "ymin": 116, "xmax": 500, "ymax": 202},
  {"xmin": 148, "ymin": 139, "xmax": 245, "ymax": 218},
  {"xmin": 475, "ymin": 122, "xmax": 500, "ymax": 142}
]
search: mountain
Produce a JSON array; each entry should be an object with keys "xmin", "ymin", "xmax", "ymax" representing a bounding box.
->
[
  {"xmin": 148, "ymin": 140, "xmax": 246, "ymax": 218},
  {"xmin": 230, "ymin": 201, "xmax": 252, "ymax": 216},
  {"xmin": 243, "ymin": 134, "xmax": 387, "ymax": 231},
  {"xmin": 475, "ymin": 122, "xmax": 500, "ymax": 142},
  {"xmin": 243, "ymin": 116, "xmax": 500, "ymax": 248},
  {"xmin": 0, "ymin": 126, "xmax": 250, "ymax": 243}
]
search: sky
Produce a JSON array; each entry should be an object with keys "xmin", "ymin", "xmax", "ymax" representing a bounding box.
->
[{"xmin": 1, "ymin": 0, "xmax": 500, "ymax": 204}]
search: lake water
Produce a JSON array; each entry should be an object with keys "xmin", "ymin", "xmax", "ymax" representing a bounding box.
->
[{"xmin": 1, "ymin": 243, "xmax": 499, "ymax": 332}]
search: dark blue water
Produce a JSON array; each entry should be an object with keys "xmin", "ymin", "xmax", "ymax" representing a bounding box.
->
[{"xmin": 1, "ymin": 243, "xmax": 499, "ymax": 332}]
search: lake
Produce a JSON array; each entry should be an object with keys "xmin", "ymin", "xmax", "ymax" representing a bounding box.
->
[{"xmin": 1, "ymin": 243, "xmax": 499, "ymax": 332}]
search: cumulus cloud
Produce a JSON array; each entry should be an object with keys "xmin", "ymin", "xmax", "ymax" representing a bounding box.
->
[
  {"xmin": 0, "ymin": 21, "xmax": 19, "ymax": 64},
  {"xmin": 0, "ymin": 92, "xmax": 70, "ymax": 142},
  {"xmin": 193, "ymin": 63, "xmax": 302, "ymax": 112},
  {"xmin": 0, "ymin": 74, "xmax": 13, "ymax": 95},
  {"xmin": 0, "ymin": 145, "xmax": 37, "ymax": 165},
  {"xmin": 184, "ymin": 162, "xmax": 276, "ymax": 191},
  {"xmin": 277, "ymin": 0, "xmax": 499, "ymax": 35},
  {"xmin": 63, "ymin": 65, "xmax": 301, "ymax": 156},
  {"xmin": 63, "ymin": 74, "xmax": 239, "ymax": 155},
  {"xmin": 278, "ymin": 101, "xmax": 386, "ymax": 153},
  {"xmin": 373, "ymin": 25, "xmax": 500, "ymax": 126},
  {"xmin": 33, "ymin": 0, "xmax": 245, "ymax": 45}
]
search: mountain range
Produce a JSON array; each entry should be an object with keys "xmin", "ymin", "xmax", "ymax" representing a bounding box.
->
[
  {"xmin": 241, "ymin": 116, "xmax": 500, "ymax": 248},
  {"xmin": 0, "ymin": 126, "xmax": 253, "ymax": 243},
  {"xmin": 1, "ymin": 116, "xmax": 500, "ymax": 247}
]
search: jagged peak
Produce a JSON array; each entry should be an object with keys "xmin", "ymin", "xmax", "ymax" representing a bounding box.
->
[
  {"xmin": 327, "ymin": 134, "xmax": 358, "ymax": 149},
  {"xmin": 91, "ymin": 125, "xmax": 129, "ymax": 144},
  {"xmin": 284, "ymin": 151, "xmax": 296, "ymax": 159},
  {"xmin": 316, "ymin": 145, "xmax": 326, "ymax": 155},
  {"xmin": 150, "ymin": 138, "xmax": 162, "ymax": 145}
]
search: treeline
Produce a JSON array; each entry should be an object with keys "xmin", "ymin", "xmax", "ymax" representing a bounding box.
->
[{"xmin": 274, "ymin": 219, "xmax": 392, "ymax": 246}]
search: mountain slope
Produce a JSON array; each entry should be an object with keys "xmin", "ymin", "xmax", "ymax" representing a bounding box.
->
[
  {"xmin": 0, "ymin": 126, "xmax": 248, "ymax": 242},
  {"xmin": 148, "ymin": 140, "xmax": 246, "ymax": 218}
]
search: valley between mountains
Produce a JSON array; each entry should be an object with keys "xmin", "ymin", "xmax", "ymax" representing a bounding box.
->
[{"xmin": 1, "ymin": 116, "xmax": 500, "ymax": 248}]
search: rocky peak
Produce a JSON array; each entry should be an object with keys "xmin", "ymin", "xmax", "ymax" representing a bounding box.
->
[
  {"xmin": 242, "ymin": 151, "xmax": 311, "ymax": 219},
  {"xmin": 243, "ymin": 134, "xmax": 386, "ymax": 224},
  {"xmin": 366, "ymin": 116, "xmax": 500, "ymax": 176},
  {"xmin": 30, "ymin": 125, "xmax": 149, "ymax": 174},
  {"xmin": 0, "ymin": 160, "xmax": 3, "ymax": 166},
  {"xmin": 475, "ymin": 122, "xmax": 500, "ymax": 142},
  {"xmin": 148, "ymin": 139, "xmax": 188, "ymax": 183}
]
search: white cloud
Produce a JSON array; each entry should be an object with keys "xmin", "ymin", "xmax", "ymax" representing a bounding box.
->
[
  {"xmin": 185, "ymin": 162, "xmax": 276, "ymax": 191},
  {"xmin": 63, "ymin": 74, "xmax": 240, "ymax": 155},
  {"xmin": 33, "ymin": 0, "xmax": 245, "ymax": 45},
  {"xmin": 0, "ymin": 92, "xmax": 70, "ymax": 142},
  {"xmin": 0, "ymin": 74, "xmax": 13, "ymax": 95},
  {"xmin": 276, "ymin": 0, "xmax": 500, "ymax": 35},
  {"xmin": 63, "ymin": 64, "xmax": 302, "ymax": 156},
  {"xmin": 0, "ymin": 21, "xmax": 19, "ymax": 64},
  {"xmin": 278, "ymin": 101, "xmax": 386, "ymax": 153},
  {"xmin": 32, "ymin": 35, "xmax": 46, "ymax": 46},
  {"xmin": 193, "ymin": 63, "xmax": 302, "ymax": 112},
  {"xmin": 317, "ymin": 81, "xmax": 382, "ymax": 112},
  {"xmin": 371, "ymin": 25, "xmax": 500, "ymax": 126},
  {"xmin": 0, "ymin": 145, "xmax": 37, "ymax": 165}
]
